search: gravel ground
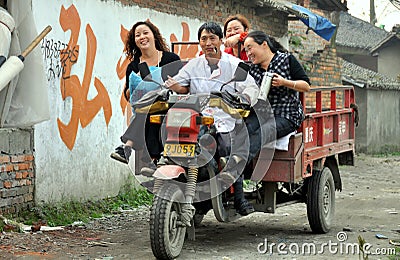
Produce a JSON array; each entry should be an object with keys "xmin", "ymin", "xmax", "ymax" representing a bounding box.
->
[{"xmin": 1, "ymin": 154, "xmax": 399, "ymax": 259}]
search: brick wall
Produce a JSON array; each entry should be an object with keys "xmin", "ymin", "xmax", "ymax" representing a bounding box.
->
[
  {"xmin": 115, "ymin": 0, "xmax": 288, "ymax": 37},
  {"xmin": 0, "ymin": 128, "xmax": 35, "ymax": 215},
  {"xmin": 308, "ymin": 45, "xmax": 342, "ymax": 86},
  {"xmin": 288, "ymin": 4, "xmax": 343, "ymax": 109},
  {"xmin": 289, "ymin": 23, "xmax": 342, "ymax": 86}
]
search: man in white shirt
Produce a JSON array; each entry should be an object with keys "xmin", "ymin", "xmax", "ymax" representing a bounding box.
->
[{"xmin": 165, "ymin": 22, "xmax": 258, "ymax": 215}]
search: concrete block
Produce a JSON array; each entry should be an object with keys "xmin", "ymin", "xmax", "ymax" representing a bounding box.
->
[
  {"xmin": 0, "ymin": 128, "xmax": 33, "ymax": 154},
  {"xmin": 12, "ymin": 196, "xmax": 24, "ymax": 204},
  {"xmin": 0, "ymin": 172, "xmax": 8, "ymax": 181},
  {"xmin": 8, "ymin": 128, "xmax": 33, "ymax": 154},
  {"xmin": 2, "ymin": 188, "xmax": 16, "ymax": 197},
  {"xmin": 0, "ymin": 198, "xmax": 10, "ymax": 207},
  {"xmin": 0, "ymin": 129, "xmax": 10, "ymax": 152},
  {"xmin": 17, "ymin": 186, "xmax": 29, "ymax": 196}
]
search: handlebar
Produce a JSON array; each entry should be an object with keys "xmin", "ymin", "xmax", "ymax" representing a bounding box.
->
[{"xmin": 134, "ymin": 90, "xmax": 251, "ymax": 118}]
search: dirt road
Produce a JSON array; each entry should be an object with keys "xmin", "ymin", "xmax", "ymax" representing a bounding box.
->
[{"xmin": 1, "ymin": 154, "xmax": 399, "ymax": 259}]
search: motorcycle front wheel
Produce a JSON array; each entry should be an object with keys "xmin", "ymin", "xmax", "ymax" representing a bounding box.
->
[{"xmin": 150, "ymin": 183, "xmax": 187, "ymax": 259}]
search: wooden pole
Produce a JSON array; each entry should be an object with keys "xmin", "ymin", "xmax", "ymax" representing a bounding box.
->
[{"xmin": 21, "ymin": 25, "xmax": 52, "ymax": 58}]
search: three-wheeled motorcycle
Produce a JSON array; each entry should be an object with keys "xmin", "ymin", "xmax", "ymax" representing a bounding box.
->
[{"xmin": 128, "ymin": 61, "xmax": 357, "ymax": 260}]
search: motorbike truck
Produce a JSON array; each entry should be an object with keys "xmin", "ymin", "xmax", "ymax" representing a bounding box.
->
[{"xmin": 131, "ymin": 62, "xmax": 357, "ymax": 260}]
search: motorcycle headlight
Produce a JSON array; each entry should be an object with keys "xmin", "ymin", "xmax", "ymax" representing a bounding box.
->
[{"xmin": 167, "ymin": 110, "xmax": 192, "ymax": 128}]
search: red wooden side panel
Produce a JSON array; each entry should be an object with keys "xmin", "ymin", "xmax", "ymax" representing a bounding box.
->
[
  {"xmin": 324, "ymin": 115, "xmax": 335, "ymax": 144},
  {"xmin": 303, "ymin": 117, "xmax": 318, "ymax": 149},
  {"xmin": 338, "ymin": 113, "xmax": 352, "ymax": 141},
  {"xmin": 301, "ymin": 86, "xmax": 356, "ymax": 177},
  {"xmin": 261, "ymin": 134, "xmax": 303, "ymax": 182},
  {"xmin": 260, "ymin": 86, "xmax": 356, "ymax": 183}
]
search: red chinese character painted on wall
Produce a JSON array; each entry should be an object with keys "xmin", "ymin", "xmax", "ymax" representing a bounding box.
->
[{"xmin": 57, "ymin": 4, "xmax": 112, "ymax": 150}]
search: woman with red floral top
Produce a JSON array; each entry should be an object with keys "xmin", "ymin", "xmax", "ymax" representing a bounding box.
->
[{"xmin": 223, "ymin": 14, "xmax": 251, "ymax": 61}]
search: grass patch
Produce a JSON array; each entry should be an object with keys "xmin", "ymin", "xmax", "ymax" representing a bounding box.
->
[
  {"xmin": 372, "ymin": 146, "xmax": 400, "ymax": 157},
  {"xmin": 3, "ymin": 186, "xmax": 153, "ymax": 228},
  {"xmin": 373, "ymin": 151, "xmax": 400, "ymax": 157}
]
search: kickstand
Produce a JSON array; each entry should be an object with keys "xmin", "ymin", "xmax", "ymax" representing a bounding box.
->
[
  {"xmin": 256, "ymin": 182, "xmax": 262, "ymax": 203},
  {"xmin": 187, "ymin": 220, "xmax": 195, "ymax": 241}
]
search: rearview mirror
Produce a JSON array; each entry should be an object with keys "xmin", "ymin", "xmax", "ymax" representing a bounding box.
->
[
  {"xmin": 137, "ymin": 62, "xmax": 163, "ymax": 88},
  {"xmin": 161, "ymin": 60, "xmax": 183, "ymax": 81},
  {"xmin": 138, "ymin": 62, "xmax": 151, "ymax": 80},
  {"xmin": 219, "ymin": 62, "xmax": 250, "ymax": 91},
  {"xmin": 233, "ymin": 62, "xmax": 250, "ymax": 82}
]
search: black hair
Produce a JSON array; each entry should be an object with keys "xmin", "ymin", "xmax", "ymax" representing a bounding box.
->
[
  {"xmin": 125, "ymin": 20, "xmax": 169, "ymax": 61},
  {"xmin": 246, "ymin": 31, "xmax": 287, "ymax": 53},
  {"xmin": 197, "ymin": 22, "xmax": 223, "ymax": 40}
]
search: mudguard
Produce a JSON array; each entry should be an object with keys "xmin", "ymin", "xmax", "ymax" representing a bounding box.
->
[{"xmin": 153, "ymin": 165, "xmax": 186, "ymax": 180}]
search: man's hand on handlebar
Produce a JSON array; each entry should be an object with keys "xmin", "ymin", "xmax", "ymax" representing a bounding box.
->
[
  {"xmin": 164, "ymin": 75, "xmax": 189, "ymax": 94},
  {"xmin": 222, "ymin": 91, "xmax": 251, "ymax": 109},
  {"xmin": 235, "ymin": 93, "xmax": 251, "ymax": 106}
]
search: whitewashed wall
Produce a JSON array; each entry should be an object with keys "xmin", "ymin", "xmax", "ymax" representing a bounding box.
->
[{"xmin": 29, "ymin": 0, "xmax": 203, "ymax": 202}]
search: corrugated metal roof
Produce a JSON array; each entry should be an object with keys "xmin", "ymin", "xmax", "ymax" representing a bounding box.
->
[
  {"xmin": 336, "ymin": 12, "xmax": 391, "ymax": 51},
  {"xmin": 341, "ymin": 60, "xmax": 400, "ymax": 90}
]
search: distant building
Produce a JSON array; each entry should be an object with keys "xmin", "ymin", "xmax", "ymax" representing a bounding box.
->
[{"xmin": 336, "ymin": 12, "xmax": 400, "ymax": 79}]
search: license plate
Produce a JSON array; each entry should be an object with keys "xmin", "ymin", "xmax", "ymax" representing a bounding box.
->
[{"xmin": 163, "ymin": 143, "xmax": 195, "ymax": 158}]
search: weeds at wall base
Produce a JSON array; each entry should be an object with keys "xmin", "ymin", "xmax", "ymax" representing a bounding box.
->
[{"xmin": 1, "ymin": 186, "xmax": 153, "ymax": 230}]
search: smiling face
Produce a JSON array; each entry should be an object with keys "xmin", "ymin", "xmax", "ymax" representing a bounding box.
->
[
  {"xmin": 244, "ymin": 37, "xmax": 268, "ymax": 65},
  {"xmin": 199, "ymin": 29, "xmax": 222, "ymax": 58},
  {"xmin": 134, "ymin": 24, "xmax": 155, "ymax": 51},
  {"xmin": 225, "ymin": 19, "xmax": 246, "ymax": 39}
]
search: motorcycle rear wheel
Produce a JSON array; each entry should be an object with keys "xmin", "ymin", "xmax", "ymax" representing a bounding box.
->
[{"xmin": 150, "ymin": 183, "xmax": 187, "ymax": 259}]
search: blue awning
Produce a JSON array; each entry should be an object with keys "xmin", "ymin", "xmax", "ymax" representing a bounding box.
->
[{"xmin": 291, "ymin": 4, "xmax": 337, "ymax": 41}]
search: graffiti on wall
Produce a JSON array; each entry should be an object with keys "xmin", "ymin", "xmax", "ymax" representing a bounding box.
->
[
  {"xmin": 41, "ymin": 39, "xmax": 69, "ymax": 81},
  {"xmin": 57, "ymin": 4, "xmax": 112, "ymax": 150},
  {"xmin": 115, "ymin": 24, "xmax": 132, "ymax": 127}
]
